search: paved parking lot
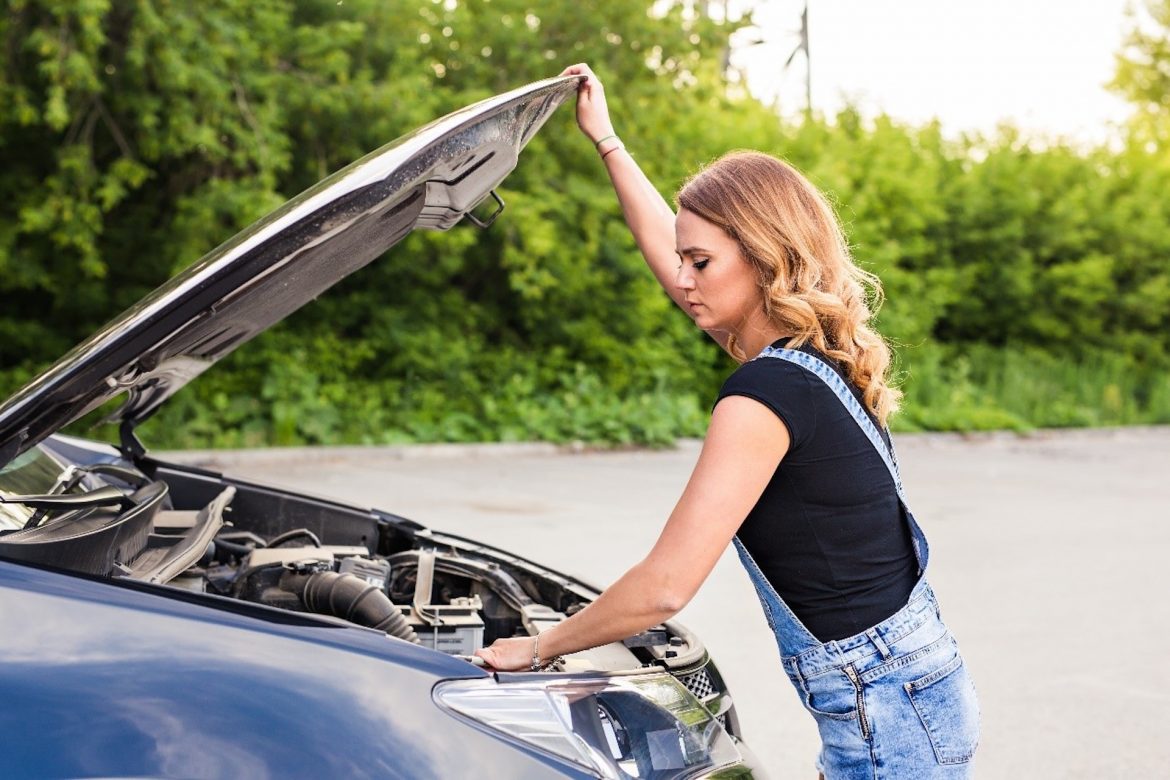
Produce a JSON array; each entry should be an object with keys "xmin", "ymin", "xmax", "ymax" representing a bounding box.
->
[{"xmin": 168, "ymin": 426, "xmax": 1170, "ymax": 778}]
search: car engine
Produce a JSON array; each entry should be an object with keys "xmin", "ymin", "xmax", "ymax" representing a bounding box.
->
[
  {"xmin": 0, "ymin": 465, "xmax": 697, "ymax": 675},
  {"xmin": 199, "ymin": 526, "xmax": 678, "ymax": 673}
]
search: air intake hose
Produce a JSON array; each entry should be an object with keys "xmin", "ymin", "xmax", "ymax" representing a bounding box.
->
[{"xmin": 285, "ymin": 571, "xmax": 419, "ymax": 644}]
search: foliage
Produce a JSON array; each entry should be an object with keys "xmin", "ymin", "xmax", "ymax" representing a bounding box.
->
[
  {"xmin": 1, "ymin": 0, "xmax": 1168, "ymax": 450},
  {"xmin": 1113, "ymin": 0, "xmax": 1170, "ymax": 144}
]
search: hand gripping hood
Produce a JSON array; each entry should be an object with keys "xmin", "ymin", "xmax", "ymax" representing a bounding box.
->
[{"xmin": 0, "ymin": 77, "xmax": 580, "ymax": 466}]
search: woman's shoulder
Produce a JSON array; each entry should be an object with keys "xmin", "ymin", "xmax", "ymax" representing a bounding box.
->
[
  {"xmin": 716, "ymin": 351, "xmax": 819, "ymax": 447},
  {"xmin": 718, "ymin": 352, "xmax": 811, "ymax": 399},
  {"xmin": 743, "ymin": 340, "xmax": 891, "ymax": 449}
]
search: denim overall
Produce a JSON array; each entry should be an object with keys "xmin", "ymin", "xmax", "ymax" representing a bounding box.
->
[{"xmin": 734, "ymin": 346, "xmax": 980, "ymax": 778}]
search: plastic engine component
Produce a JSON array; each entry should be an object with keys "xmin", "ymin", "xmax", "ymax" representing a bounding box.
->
[
  {"xmin": 284, "ymin": 570, "xmax": 419, "ymax": 643},
  {"xmin": 339, "ymin": 556, "xmax": 391, "ymax": 589}
]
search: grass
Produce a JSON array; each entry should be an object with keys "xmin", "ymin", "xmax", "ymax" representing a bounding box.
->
[{"xmin": 893, "ymin": 344, "xmax": 1170, "ymax": 433}]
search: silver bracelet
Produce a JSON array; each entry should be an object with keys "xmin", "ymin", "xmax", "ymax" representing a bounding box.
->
[{"xmin": 529, "ymin": 632, "xmax": 563, "ymax": 671}]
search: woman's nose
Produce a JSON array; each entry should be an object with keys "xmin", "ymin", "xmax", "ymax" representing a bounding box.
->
[{"xmin": 675, "ymin": 266, "xmax": 695, "ymax": 291}]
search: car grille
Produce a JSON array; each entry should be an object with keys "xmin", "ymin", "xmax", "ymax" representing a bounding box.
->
[
  {"xmin": 676, "ymin": 666, "xmax": 731, "ymax": 734},
  {"xmin": 678, "ymin": 667, "xmax": 716, "ymax": 700}
]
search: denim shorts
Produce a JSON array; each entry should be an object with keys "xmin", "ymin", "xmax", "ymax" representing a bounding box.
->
[{"xmin": 782, "ymin": 580, "xmax": 980, "ymax": 778}]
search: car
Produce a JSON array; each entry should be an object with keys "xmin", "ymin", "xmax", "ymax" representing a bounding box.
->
[{"xmin": 0, "ymin": 76, "xmax": 763, "ymax": 779}]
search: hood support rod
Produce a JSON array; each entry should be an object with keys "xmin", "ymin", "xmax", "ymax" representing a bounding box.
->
[{"xmin": 119, "ymin": 419, "xmax": 147, "ymax": 461}]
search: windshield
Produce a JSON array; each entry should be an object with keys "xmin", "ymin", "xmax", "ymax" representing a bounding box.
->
[{"xmin": 0, "ymin": 446, "xmax": 68, "ymax": 531}]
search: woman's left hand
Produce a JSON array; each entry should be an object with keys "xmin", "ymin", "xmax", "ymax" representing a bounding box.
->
[{"xmin": 474, "ymin": 636, "xmax": 536, "ymax": 671}]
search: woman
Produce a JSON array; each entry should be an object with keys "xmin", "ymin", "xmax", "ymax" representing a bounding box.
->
[{"xmin": 476, "ymin": 64, "xmax": 980, "ymax": 779}]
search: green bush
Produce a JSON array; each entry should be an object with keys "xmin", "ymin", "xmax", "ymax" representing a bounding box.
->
[{"xmin": 4, "ymin": 1, "xmax": 1170, "ymax": 450}]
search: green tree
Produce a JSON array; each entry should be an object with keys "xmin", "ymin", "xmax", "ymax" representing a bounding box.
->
[
  {"xmin": 1113, "ymin": 0, "xmax": 1170, "ymax": 142},
  {"xmin": 2, "ymin": 1, "xmax": 1169, "ymax": 447},
  {"xmin": 0, "ymin": 0, "xmax": 768, "ymax": 446}
]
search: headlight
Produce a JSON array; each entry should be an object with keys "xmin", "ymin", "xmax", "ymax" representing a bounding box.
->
[{"xmin": 433, "ymin": 672, "xmax": 743, "ymax": 779}]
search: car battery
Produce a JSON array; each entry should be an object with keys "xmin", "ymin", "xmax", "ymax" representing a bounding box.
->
[{"xmin": 404, "ymin": 596, "xmax": 484, "ymax": 655}]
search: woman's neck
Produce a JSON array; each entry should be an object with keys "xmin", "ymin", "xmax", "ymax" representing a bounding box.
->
[{"xmin": 735, "ymin": 328, "xmax": 788, "ymax": 360}]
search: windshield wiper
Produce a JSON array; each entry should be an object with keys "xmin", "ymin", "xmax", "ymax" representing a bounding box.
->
[
  {"xmin": 47, "ymin": 463, "xmax": 151, "ymax": 496},
  {"xmin": 2, "ymin": 486, "xmax": 136, "ymax": 530}
]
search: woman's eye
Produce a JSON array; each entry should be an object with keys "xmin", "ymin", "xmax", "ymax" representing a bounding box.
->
[{"xmin": 693, "ymin": 259, "xmax": 710, "ymax": 270}]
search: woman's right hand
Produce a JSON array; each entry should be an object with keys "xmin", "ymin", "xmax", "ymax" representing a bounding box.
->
[{"xmin": 558, "ymin": 63, "xmax": 615, "ymax": 144}]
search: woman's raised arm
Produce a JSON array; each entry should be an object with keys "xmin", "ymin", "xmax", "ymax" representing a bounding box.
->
[{"xmin": 559, "ymin": 64, "xmax": 731, "ymax": 354}]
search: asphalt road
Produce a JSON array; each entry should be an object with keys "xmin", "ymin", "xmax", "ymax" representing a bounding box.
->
[{"xmin": 168, "ymin": 426, "xmax": 1170, "ymax": 778}]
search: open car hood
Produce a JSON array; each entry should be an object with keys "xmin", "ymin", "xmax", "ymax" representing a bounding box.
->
[{"xmin": 0, "ymin": 77, "xmax": 579, "ymax": 467}]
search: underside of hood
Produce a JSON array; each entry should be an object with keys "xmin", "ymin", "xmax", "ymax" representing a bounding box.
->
[{"xmin": 0, "ymin": 77, "xmax": 580, "ymax": 467}]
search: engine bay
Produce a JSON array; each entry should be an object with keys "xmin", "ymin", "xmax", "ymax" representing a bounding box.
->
[
  {"xmin": 197, "ymin": 521, "xmax": 690, "ymax": 674},
  {"xmin": 0, "ymin": 451, "xmax": 702, "ymax": 676}
]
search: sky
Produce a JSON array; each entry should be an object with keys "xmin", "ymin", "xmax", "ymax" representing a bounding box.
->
[{"xmin": 733, "ymin": 0, "xmax": 1137, "ymax": 143}]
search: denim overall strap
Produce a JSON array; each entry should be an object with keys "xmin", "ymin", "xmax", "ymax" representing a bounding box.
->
[
  {"xmin": 755, "ymin": 346, "xmax": 929, "ymax": 574},
  {"xmin": 730, "ymin": 345, "xmax": 931, "ymax": 658},
  {"xmin": 759, "ymin": 346, "xmax": 907, "ymax": 502}
]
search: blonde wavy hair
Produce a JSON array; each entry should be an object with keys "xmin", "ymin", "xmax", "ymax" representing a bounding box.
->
[{"xmin": 676, "ymin": 151, "xmax": 901, "ymax": 424}]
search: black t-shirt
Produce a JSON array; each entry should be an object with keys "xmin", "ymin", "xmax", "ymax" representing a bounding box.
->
[{"xmin": 716, "ymin": 339, "xmax": 917, "ymax": 642}]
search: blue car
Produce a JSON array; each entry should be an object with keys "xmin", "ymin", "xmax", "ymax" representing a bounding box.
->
[{"xmin": 0, "ymin": 77, "xmax": 762, "ymax": 779}]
